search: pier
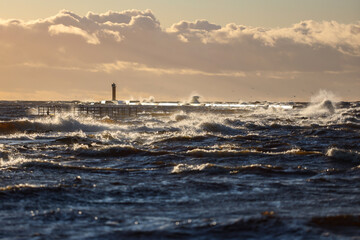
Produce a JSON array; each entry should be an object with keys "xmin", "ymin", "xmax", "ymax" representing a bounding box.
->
[
  {"xmin": 36, "ymin": 84, "xmax": 292, "ymax": 119},
  {"xmin": 37, "ymin": 102, "xmax": 250, "ymax": 120},
  {"xmin": 74, "ymin": 105, "xmax": 138, "ymax": 118},
  {"xmin": 38, "ymin": 104, "xmax": 140, "ymax": 119}
]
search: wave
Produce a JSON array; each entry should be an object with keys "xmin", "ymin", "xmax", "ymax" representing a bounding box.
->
[
  {"xmin": 171, "ymin": 163, "xmax": 315, "ymax": 176},
  {"xmin": 19, "ymin": 160, "xmax": 126, "ymax": 172},
  {"xmin": 186, "ymin": 149, "xmax": 252, "ymax": 158},
  {"xmin": 326, "ymin": 148, "xmax": 360, "ymax": 162},
  {"xmin": 199, "ymin": 122, "xmax": 243, "ymax": 135},
  {"xmin": 155, "ymin": 135, "xmax": 210, "ymax": 144},
  {"xmin": 0, "ymin": 156, "xmax": 31, "ymax": 168},
  {"xmin": 1, "ymin": 101, "xmax": 345, "ymax": 138},
  {"xmin": 0, "ymin": 183, "xmax": 46, "ymax": 192},
  {"xmin": 200, "ymin": 215, "xmax": 284, "ymax": 236},
  {"xmin": 185, "ymin": 148, "xmax": 322, "ymax": 158},
  {"xmin": 75, "ymin": 146, "xmax": 169, "ymax": 158},
  {"xmin": 55, "ymin": 135, "xmax": 99, "ymax": 145},
  {"xmin": 0, "ymin": 183, "xmax": 69, "ymax": 199},
  {"xmin": 0, "ymin": 115, "xmax": 124, "ymax": 135},
  {"xmin": 98, "ymin": 214, "xmax": 286, "ymax": 239},
  {"xmin": 171, "ymin": 113, "xmax": 189, "ymax": 122},
  {"xmin": 8, "ymin": 159, "xmax": 155, "ymax": 174},
  {"xmin": 171, "ymin": 163, "xmax": 226, "ymax": 174}
]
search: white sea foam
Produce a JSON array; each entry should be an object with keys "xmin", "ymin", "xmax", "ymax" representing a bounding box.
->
[
  {"xmin": 26, "ymin": 107, "xmax": 38, "ymax": 115},
  {"xmin": 10, "ymin": 114, "xmax": 128, "ymax": 134},
  {"xmin": 186, "ymin": 149, "xmax": 245, "ymax": 157},
  {"xmin": 185, "ymin": 148, "xmax": 321, "ymax": 157},
  {"xmin": 326, "ymin": 148, "xmax": 360, "ymax": 161},
  {"xmin": 0, "ymin": 155, "xmax": 31, "ymax": 168},
  {"xmin": 171, "ymin": 163, "xmax": 216, "ymax": 174}
]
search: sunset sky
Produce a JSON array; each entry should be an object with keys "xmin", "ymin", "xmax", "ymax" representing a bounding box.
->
[{"xmin": 0, "ymin": 0, "xmax": 359, "ymax": 101}]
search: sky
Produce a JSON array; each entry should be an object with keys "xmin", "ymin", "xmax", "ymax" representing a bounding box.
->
[{"xmin": 0, "ymin": 0, "xmax": 359, "ymax": 101}]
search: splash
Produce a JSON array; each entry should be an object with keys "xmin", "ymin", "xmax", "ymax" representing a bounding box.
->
[
  {"xmin": 26, "ymin": 107, "xmax": 38, "ymax": 115},
  {"xmin": 179, "ymin": 92, "xmax": 203, "ymax": 104},
  {"xmin": 141, "ymin": 96, "xmax": 155, "ymax": 103},
  {"xmin": 190, "ymin": 96, "xmax": 200, "ymax": 104},
  {"xmin": 302, "ymin": 90, "xmax": 339, "ymax": 117}
]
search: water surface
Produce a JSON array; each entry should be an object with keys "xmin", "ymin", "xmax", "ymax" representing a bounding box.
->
[{"xmin": 1, "ymin": 100, "xmax": 360, "ymax": 239}]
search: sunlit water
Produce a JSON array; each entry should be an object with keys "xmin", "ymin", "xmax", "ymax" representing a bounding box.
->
[{"xmin": 1, "ymin": 97, "xmax": 360, "ymax": 239}]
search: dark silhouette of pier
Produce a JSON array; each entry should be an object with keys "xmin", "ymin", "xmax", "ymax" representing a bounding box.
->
[
  {"xmin": 37, "ymin": 102, "xmax": 244, "ymax": 120},
  {"xmin": 38, "ymin": 104, "xmax": 139, "ymax": 119},
  {"xmin": 36, "ymin": 84, "xmax": 247, "ymax": 119}
]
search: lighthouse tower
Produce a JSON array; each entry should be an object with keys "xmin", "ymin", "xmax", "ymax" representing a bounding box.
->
[{"xmin": 112, "ymin": 83, "xmax": 116, "ymax": 101}]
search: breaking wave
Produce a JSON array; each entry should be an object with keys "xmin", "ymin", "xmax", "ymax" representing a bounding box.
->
[
  {"xmin": 0, "ymin": 115, "xmax": 123, "ymax": 134},
  {"xmin": 186, "ymin": 148, "xmax": 322, "ymax": 158},
  {"xmin": 326, "ymin": 148, "xmax": 360, "ymax": 162},
  {"xmin": 171, "ymin": 163, "xmax": 315, "ymax": 176}
]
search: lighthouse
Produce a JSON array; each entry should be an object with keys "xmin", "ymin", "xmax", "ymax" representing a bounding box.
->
[{"xmin": 112, "ymin": 83, "xmax": 116, "ymax": 101}]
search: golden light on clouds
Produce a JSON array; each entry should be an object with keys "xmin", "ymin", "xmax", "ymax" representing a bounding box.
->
[{"xmin": 0, "ymin": 9, "xmax": 359, "ymax": 101}]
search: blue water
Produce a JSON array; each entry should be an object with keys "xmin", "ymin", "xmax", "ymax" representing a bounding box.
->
[{"xmin": 0, "ymin": 99, "xmax": 360, "ymax": 239}]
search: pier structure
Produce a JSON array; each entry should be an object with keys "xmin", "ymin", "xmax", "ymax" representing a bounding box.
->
[
  {"xmin": 36, "ymin": 84, "xmax": 292, "ymax": 119},
  {"xmin": 37, "ymin": 101, "xmax": 253, "ymax": 119},
  {"xmin": 74, "ymin": 104, "xmax": 138, "ymax": 119},
  {"xmin": 38, "ymin": 104, "xmax": 139, "ymax": 119},
  {"xmin": 37, "ymin": 104, "xmax": 72, "ymax": 116},
  {"xmin": 37, "ymin": 103, "xmax": 209, "ymax": 119},
  {"xmin": 37, "ymin": 102, "xmax": 292, "ymax": 119}
]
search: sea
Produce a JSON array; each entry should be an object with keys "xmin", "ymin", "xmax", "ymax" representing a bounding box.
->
[{"xmin": 1, "ymin": 95, "xmax": 360, "ymax": 240}]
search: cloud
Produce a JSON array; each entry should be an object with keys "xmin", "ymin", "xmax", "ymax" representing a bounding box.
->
[
  {"xmin": 0, "ymin": 9, "xmax": 359, "ymax": 101},
  {"xmin": 97, "ymin": 60, "xmax": 246, "ymax": 77},
  {"xmin": 86, "ymin": 9, "xmax": 157, "ymax": 24},
  {"xmin": 1, "ymin": 9, "xmax": 359, "ymax": 70},
  {"xmin": 49, "ymin": 24, "xmax": 100, "ymax": 44},
  {"xmin": 169, "ymin": 19, "xmax": 221, "ymax": 32}
]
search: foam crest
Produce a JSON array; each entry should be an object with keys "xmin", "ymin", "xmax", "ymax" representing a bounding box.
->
[
  {"xmin": 326, "ymin": 148, "xmax": 360, "ymax": 161},
  {"xmin": 171, "ymin": 163, "xmax": 218, "ymax": 174},
  {"xmin": 170, "ymin": 163, "xmax": 301, "ymax": 175},
  {"xmin": 170, "ymin": 112, "xmax": 245, "ymax": 137},
  {"xmin": 0, "ymin": 155, "xmax": 31, "ymax": 168},
  {"xmin": 186, "ymin": 148, "xmax": 321, "ymax": 157},
  {"xmin": 186, "ymin": 149, "xmax": 246, "ymax": 157},
  {"xmin": 0, "ymin": 114, "xmax": 127, "ymax": 134},
  {"xmin": 0, "ymin": 183, "xmax": 46, "ymax": 191}
]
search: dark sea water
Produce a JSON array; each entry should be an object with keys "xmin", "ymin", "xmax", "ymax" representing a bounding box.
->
[{"xmin": 1, "ymin": 98, "xmax": 360, "ymax": 240}]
